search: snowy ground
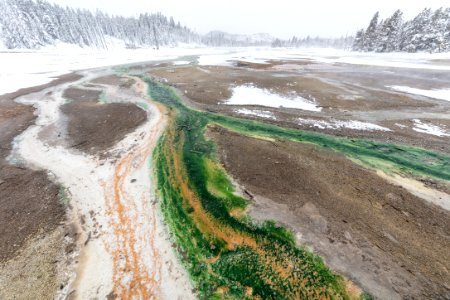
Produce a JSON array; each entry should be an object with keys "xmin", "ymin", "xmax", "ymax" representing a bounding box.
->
[
  {"xmin": 225, "ymin": 85, "xmax": 321, "ymax": 111},
  {"xmin": 283, "ymin": 48, "xmax": 450, "ymax": 70},
  {"xmin": 3, "ymin": 46, "xmax": 450, "ymax": 97},
  {"xmin": 0, "ymin": 44, "xmax": 226, "ymax": 95},
  {"xmin": 389, "ymin": 86, "xmax": 450, "ymax": 102},
  {"xmin": 196, "ymin": 47, "xmax": 450, "ymax": 70},
  {"xmin": 297, "ymin": 117, "xmax": 391, "ymax": 131},
  {"xmin": 412, "ymin": 119, "xmax": 450, "ymax": 137},
  {"xmin": 236, "ymin": 108, "xmax": 277, "ymax": 119}
]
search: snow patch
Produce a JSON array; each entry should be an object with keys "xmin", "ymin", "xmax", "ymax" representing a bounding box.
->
[
  {"xmin": 197, "ymin": 49, "xmax": 280, "ymax": 66},
  {"xmin": 236, "ymin": 108, "xmax": 276, "ymax": 119},
  {"xmin": 172, "ymin": 60, "xmax": 191, "ymax": 65},
  {"xmin": 389, "ymin": 85, "xmax": 450, "ymax": 102},
  {"xmin": 197, "ymin": 54, "xmax": 234, "ymax": 66},
  {"xmin": 235, "ymin": 57, "xmax": 269, "ymax": 65},
  {"xmin": 394, "ymin": 123, "xmax": 407, "ymax": 128},
  {"xmin": 412, "ymin": 119, "xmax": 450, "ymax": 137},
  {"xmin": 297, "ymin": 118, "xmax": 391, "ymax": 131},
  {"xmin": 225, "ymin": 85, "xmax": 321, "ymax": 112}
]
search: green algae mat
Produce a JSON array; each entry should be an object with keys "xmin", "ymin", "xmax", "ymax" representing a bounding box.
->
[{"xmin": 145, "ymin": 77, "xmax": 449, "ymax": 299}]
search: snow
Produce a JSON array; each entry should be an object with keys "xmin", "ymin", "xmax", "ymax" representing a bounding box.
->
[
  {"xmin": 196, "ymin": 48, "xmax": 450, "ymax": 70},
  {"xmin": 389, "ymin": 85, "xmax": 450, "ymax": 102},
  {"xmin": 197, "ymin": 53, "xmax": 235, "ymax": 66},
  {"xmin": 297, "ymin": 117, "xmax": 391, "ymax": 131},
  {"xmin": 412, "ymin": 119, "xmax": 450, "ymax": 137},
  {"xmin": 225, "ymin": 84, "xmax": 321, "ymax": 112},
  {"xmin": 236, "ymin": 108, "xmax": 276, "ymax": 119},
  {"xmin": 3, "ymin": 45, "xmax": 450, "ymax": 97},
  {"xmin": 172, "ymin": 60, "xmax": 191, "ymax": 65},
  {"xmin": 286, "ymin": 48, "xmax": 450, "ymax": 70},
  {"xmin": 197, "ymin": 49, "xmax": 278, "ymax": 66},
  {"xmin": 395, "ymin": 123, "xmax": 408, "ymax": 128},
  {"xmin": 0, "ymin": 45, "xmax": 227, "ymax": 96}
]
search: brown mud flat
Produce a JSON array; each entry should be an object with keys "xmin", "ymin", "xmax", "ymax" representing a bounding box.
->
[
  {"xmin": 208, "ymin": 126, "xmax": 450, "ymax": 299},
  {"xmin": 0, "ymin": 73, "xmax": 148, "ymax": 298},
  {"xmin": 0, "ymin": 72, "xmax": 82, "ymax": 259},
  {"xmin": 234, "ymin": 59, "xmax": 316, "ymax": 70},
  {"xmin": 0, "ymin": 225, "xmax": 77, "ymax": 300},
  {"xmin": 61, "ymin": 100, "xmax": 147, "ymax": 155},
  {"xmin": 149, "ymin": 65, "xmax": 431, "ymax": 111},
  {"xmin": 148, "ymin": 64, "xmax": 450, "ymax": 153},
  {"xmin": 63, "ymin": 87, "xmax": 102, "ymax": 102},
  {"xmin": 0, "ymin": 73, "xmax": 81, "ymax": 299},
  {"xmin": 91, "ymin": 74, "xmax": 135, "ymax": 88},
  {"xmin": 0, "ymin": 166, "xmax": 63, "ymax": 261},
  {"xmin": 0, "ymin": 73, "xmax": 82, "ymax": 104},
  {"xmin": 227, "ymin": 111, "xmax": 450, "ymax": 153},
  {"xmin": 0, "ymin": 73, "xmax": 83, "ymax": 161}
]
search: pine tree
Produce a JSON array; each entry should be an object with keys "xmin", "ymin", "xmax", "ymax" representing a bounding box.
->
[
  {"xmin": 376, "ymin": 10, "xmax": 403, "ymax": 52},
  {"xmin": 363, "ymin": 12, "xmax": 379, "ymax": 51},
  {"xmin": 401, "ymin": 8, "xmax": 432, "ymax": 52},
  {"xmin": 445, "ymin": 8, "xmax": 450, "ymax": 49},
  {"xmin": 428, "ymin": 8, "xmax": 448, "ymax": 52},
  {"xmin": 352, "ymin": 29, "xmax": 365, "ymax": 51},
  {"xmin": 356, "ymin": 8, "xmax": 450, "ymax": 53}
]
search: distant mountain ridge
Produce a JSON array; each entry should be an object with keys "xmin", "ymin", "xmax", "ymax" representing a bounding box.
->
[{"xmin": 0, "ymin": 0, "xmax": 277, "ymax": 49}]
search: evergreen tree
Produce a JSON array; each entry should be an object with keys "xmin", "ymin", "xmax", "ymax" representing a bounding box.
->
[
  {"xmin": 376, "ymin": 10, "xmax": 403, "ymax": 52},
  {"xmin": 352, "ymin": 29, "xmax": 365, "ymax": 51},
  {"xmin": 428, "ymin": 8, "xmax": 448, "ymax": 52},
  {"xmin": 356, "ymin": 8, "xmax": 450, "ymax": 53},
  {"xmin": 363, "ymin": 12, "xmax": 379, "ymax": 51},
  {"xmin": 0, "ymin": 0, "xmax": 202, "ymax": 49}
]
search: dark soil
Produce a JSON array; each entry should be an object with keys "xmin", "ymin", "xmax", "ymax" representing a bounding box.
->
[
  {"xmin": 61, "ymin": 100, "xmax": 147, "ymax": 155},
  {"xmin": 148, "ymin": 64, "xmax": 450, "ymax": 153},
  {"xmin": 225, "ymin": 111, "xmax": 450, "ymax": 153},
  {"xmin": 91, "ymin": 75, "xmax": 135, "ymax": 88},
  {"xmin": 63, "ymin": 87, "xmax": 102, "ymax": 102},
  {"xmin": 149, "ymin": 65, "xmax": 431, "ymax": 111},
  {"xmin": 208, "ymin": 126, "xmax": 450, "ymax": 299},
  {"xmin": 234, "ymin": 59, "xmax": 315, "ymax": 70},
  {"xmin": 0, "ymin": 166, "xmax": 63, "ymax": 261}
]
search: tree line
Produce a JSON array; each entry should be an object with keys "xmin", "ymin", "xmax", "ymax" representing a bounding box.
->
[
  {"xmin": 353, "ymin": 8, "xmax": 450, "ymax": 53},
  {"xmin": 0, "ymin": 0, "xmax": 281, "ymax": 49},
  {"xmin": 271, "ymin": 36, "xmax": 354, "ymax": 49},
  {"xmin": 0, "ymin": 0, "xmax": 200, "ymax": 49}
]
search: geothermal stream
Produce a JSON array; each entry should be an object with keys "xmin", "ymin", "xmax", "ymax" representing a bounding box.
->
[{"xmin": 8, "ymin": 70, "xmax": 194, "ymax": 299}]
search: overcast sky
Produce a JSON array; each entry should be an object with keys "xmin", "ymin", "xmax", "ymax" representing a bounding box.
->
[{"xmin": 48, "ymin": 0, "xmax": 449, "ymax": 38}]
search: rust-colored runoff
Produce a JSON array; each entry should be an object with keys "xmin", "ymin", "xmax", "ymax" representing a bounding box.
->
[{"xmin": 104, "ymin": 83, "xmax": 166, "ymax": 300}]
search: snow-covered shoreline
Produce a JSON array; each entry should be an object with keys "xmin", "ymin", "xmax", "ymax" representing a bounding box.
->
[
  {"xmin": 3, "ymin": 46, "xmax": 450, "ymax": 97},
  {"xmin": 0, "ymin": 45, "xmax": 229, "ymax": 96}
]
